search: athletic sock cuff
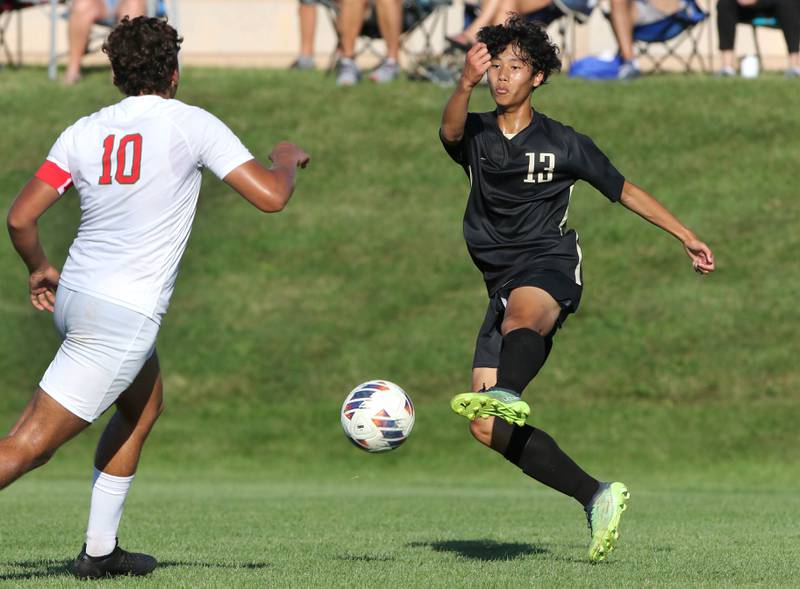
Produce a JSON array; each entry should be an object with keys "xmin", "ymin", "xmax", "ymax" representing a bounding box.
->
[{"xmin": 93, "ymin": 468, "xmax": 135, "ymax": 495}]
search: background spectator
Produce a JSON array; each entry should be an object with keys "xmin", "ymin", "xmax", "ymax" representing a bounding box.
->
[
  {"xmin": 336, "ymin": 0, "xmax": 402, "ymax": 85},
  {"xmin": 717, "ymin": 0, "xmax": 800, "ymax": 76},
  {"xmin": 291, "ymin": 0, "xmax": 319, "ymax": 70},
  {"xmin": 66, "ymin": 0, "xmax": 146, "ymax": 85}
]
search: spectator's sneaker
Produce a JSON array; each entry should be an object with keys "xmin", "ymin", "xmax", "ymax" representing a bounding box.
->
[
  {"xmin": 553, "ymin": 0, "xmax": 596, "ymax": 23},
  {"xmin": 785, "ymin": 67, "xmax": 800, "ymax": 78},
  {"xmin": 336, "ymin": 58, "xmax": 360, "ymax": 86},
  {"xmin": 585, "ymin": 482, "xmax": 630, "ymax": 563},
  {"xmin": 717, "ymin": 66, "xmax": 736, "ymax": 77},
  {"xmin": 289, "ymin": 56, "xmax": 315, "ymax": 70},
  {"xmin": 617, "ymin": 60, "xmax": 641, "ymax": 80},
  {"xmin": 450, "ymin": 388, "xmax": 530, "ymax": 426},
  {"xmin": 369, "ymin": 59, "xmax": 400, "ymax": 83},
  {"xmin": 74, "ymin": 542, "xmax": 157, "ymax": 579}
]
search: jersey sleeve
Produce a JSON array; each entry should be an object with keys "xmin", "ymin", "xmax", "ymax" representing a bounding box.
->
[
  {"xmin": 34, "ymin": 126, "xmax": 74, "ymax": 195},
  {"xmin": 191, "ymin": 109, "xmax": 254, "ymax": 179},
  {"xmin": 439, "ymin": 113, "xmax": 480, "ymax": 165},
  {"xmin": 570, "ymin": 131, "xmax": 625, "ymax": 202}
]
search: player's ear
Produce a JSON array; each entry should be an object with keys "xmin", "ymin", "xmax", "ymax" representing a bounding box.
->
[
  {"xmin": 532, "ymin": 70, "xmax": 545, "ymax": 89},
  {"xmin": 169, "ymin": 69, "xmax": 179, "ymax": 97}
]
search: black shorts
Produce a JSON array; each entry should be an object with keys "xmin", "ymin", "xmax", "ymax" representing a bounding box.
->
[{"xmin": 472, "ymin": 269, "xmax": 582, "ymax": 369}]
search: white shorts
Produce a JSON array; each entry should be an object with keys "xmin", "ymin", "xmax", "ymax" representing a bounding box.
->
[{"xmin": 39, "ymin": 286, "xmax": 159, "ymax": 423}]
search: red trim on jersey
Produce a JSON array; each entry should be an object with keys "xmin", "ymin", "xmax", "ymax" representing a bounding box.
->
[{"xmin": 35, "ymin": 160, "xmax": 73, "ymax": 195}]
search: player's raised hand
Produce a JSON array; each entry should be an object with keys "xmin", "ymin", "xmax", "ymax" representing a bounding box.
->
[
  {"xmin": 461, "ymin": 43, "xmax": 492, "ymax": 89},
  {"xmin": 29, "ymin": 264, "xmax": 60, "ymax": 312},
  {"xmin": 270, "ymin": 141, "xmax": 310, "ymax": 169},
  {"xmin": 683, "ymin": 238, "xmax": 715, "ymax": 275}
]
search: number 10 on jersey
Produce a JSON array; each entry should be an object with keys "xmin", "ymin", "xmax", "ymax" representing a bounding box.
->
[{"xmin": 99, "ymin": 134, "xmax": 143, "ymax": 185}]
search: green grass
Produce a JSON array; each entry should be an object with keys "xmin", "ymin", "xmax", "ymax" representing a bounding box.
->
[{"xmin": 0, "ymin": 67, "xmax": 798, "ymax": 587}]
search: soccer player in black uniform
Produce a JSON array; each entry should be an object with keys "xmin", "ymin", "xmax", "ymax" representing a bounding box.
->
[{"xmin": 440, "ymin": 16, "xmax": 715, "ymax": 562}]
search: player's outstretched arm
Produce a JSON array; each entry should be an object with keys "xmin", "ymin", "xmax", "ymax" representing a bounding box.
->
[
  {"xmin": 224, "ymin": 141, "xmax": 310, "ymax": 213},
  {"xmin": 440, "ymin": 43, "xmax": 491, "ymax": 144},
  {"xmin": 619, "ymin": 180, "xmax": 716, "ymax": 275},
  {"xmin": 7, "ymin": 178, "xmax": 62, "ymax": 312}
]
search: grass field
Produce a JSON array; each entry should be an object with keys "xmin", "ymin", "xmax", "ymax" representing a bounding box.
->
[{"xmin": 1, "ymin": 67, "xmax": 799, "ymax": 587}]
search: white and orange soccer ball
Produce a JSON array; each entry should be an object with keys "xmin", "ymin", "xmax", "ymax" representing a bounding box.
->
[{"xmin": 340, "ymin": 380, "xmax": 415, "ymax": 452}]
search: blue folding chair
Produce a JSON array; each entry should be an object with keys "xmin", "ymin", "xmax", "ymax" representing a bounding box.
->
[{"xmin": 629, "ymin": 0, "xmax": 709, "ymax": 73}]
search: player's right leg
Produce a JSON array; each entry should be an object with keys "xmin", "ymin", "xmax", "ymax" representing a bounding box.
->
[
  {"xmin": 0, "ymin": 389, "xmax": 90, "ymax": 489},
  {"xmin": 452, "ymin": 286, "xmax": 559, "ymax": 425}
]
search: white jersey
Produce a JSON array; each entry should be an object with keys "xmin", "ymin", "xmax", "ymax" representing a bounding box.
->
[{"xmin": 35, "ymin": 95, "xmax": 253, "ymax": 323}]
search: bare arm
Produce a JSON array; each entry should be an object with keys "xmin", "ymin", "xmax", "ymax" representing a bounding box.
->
[
  {"xmin": 7, "ymin": 178, "xmax": 63, "ymax": 311},
  {"xmin": 223, "ymin": 141, "xmax": 310, "ymax": 213},
  {"xmin": 440, "ymin": 43, "xmax": 491, "ymax": 144},
  {"xmin": 620, "ymin": 180, "xmax": 715, "ymax": 274}
]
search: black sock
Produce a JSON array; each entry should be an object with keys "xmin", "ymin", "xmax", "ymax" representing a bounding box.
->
[
  {"xmin": 493, "ymin": 420, "xmax": 600, "ymax": 507},
  {"xmin": 494, "ymin": 328, "xmax": 551, "ymax": 395}
]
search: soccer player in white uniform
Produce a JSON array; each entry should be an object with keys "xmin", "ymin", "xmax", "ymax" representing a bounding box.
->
[{"xmin": 4, "ymin": 16, "xmax": 309, "ymax": 579}]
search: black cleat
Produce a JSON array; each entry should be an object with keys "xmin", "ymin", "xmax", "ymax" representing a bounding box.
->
[{"xmin": 73, "ymin": 542, "xmax": 157, "ymax": 579}]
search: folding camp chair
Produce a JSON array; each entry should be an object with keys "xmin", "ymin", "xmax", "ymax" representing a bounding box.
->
[
  {"xmin": 0, "ymin": 0, "xmax": 49, "ymax": 67},
  {"xmin": 624, "ymin": 0, "xmax": 709, "ymax": 73},
  {"xmin": 748, "ymin": 14, "xmax": 779, "ymax": 67},
  {"xmin": 320, "ymin": 0, "xmax": 451, "ymax": 72}
]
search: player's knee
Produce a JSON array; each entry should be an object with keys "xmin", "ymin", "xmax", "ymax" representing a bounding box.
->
[
  {"xmin": 13, "ymin": 433, "xmax": 58, "ymax": 470},
  {"xmin": 469, "ymin": 417, "xmax": 494, "ymax": 447}
]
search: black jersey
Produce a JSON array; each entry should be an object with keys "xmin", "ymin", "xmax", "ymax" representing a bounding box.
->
[{"xmin": 441, "ymin": 110, "xmax": 625, "ymax": 296}]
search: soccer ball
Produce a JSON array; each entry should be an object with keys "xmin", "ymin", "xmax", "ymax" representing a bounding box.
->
[{"xmin": 340, "ymin": 380, "xmax": 415, "ymax": 452}]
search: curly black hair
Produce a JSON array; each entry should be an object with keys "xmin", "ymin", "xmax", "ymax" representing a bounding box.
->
[
  {"xmin": 476, "ymin": 14, "xmax": 561, "ymax": 84},
  {"xmin": 103, "ymin": 16, "xmax": 183, "ymax": 96}
]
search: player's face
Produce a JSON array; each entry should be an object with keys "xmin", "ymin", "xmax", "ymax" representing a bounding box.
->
[{"xmin": 487, "ymin": 45, "xmax": 544, "ymax": 109}]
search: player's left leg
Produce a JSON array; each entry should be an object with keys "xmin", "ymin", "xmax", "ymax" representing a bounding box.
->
[{"xmin": 74, "ymin": 352, "xmax": 163, "ymax": 579}]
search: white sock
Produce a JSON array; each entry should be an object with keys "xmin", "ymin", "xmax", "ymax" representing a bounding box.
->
[{"xmin": 85, "ymin": 468, "xmax": 134, "ymax": 557}]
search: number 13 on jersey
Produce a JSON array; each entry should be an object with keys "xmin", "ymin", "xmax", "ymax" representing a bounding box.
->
[
  {"xmin": 99, "ymin": 133, "xmax": 143, "ymax": 185},
  {"xmin": 524, "ymin": 152, "xmax": 555, "ymax": 184}
]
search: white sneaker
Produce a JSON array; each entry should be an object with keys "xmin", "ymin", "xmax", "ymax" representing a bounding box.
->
[
  {"xmin": 336, "ymin": 58, "xmax": 360, "ymax": 86},
  {"xmin": 369, "ymin": 60, "xmax": 400, "ymax": 84}
]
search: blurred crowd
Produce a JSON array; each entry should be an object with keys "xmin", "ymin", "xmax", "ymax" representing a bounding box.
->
[{"xmin": 12, "ymin": 0, "xmax": 799, "ymax": 84}]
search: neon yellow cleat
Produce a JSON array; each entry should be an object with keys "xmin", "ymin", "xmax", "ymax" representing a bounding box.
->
[
  {"xmin": 450, "ymin": 389, "xmax": 530, "ymax": 426},
  {"xmin": 586, "ymin": 482, "xmax": 630, "ymax": 563}
]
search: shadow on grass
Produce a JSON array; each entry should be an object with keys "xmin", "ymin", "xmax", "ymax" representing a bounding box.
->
[
  {"xmin": 408, "ymin": 539, "xmax": 547, "ymax": 561},
  {"xmin": 0, "ymin": 559, "xmax": 270, "ymax": 581}
]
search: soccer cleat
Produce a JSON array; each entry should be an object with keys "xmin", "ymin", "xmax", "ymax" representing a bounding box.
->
[
  {"xmin": 74, "ymin": 542, "xmax": 157, "ymax": 579},
  {"xmin": 450, "ymin": 388, "xmax": 530, "ymax": 426},
  {"xmin": 585, "ymin": 482, "xmax": 630, "ymax": 563}
]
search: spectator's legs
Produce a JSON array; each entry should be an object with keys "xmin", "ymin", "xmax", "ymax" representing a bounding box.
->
[
  {"xmin": 609, "ymin": 0, "xmax": 635, "ymax": 62},
  {"xmin": 66, "ymin": 0, "xmax": 108, "ymax": 84},
  {"xmin": 115, "ymin": 0, "xmax": 145, "ymax": 19},
  {"xmin": 299, "ymin": 2, "xmax": 318, "ymax": 59},
  {"xmin": 455, "ymin": 0, "xmax": 504, "ymax": 45},
  {"xmin": 773, "ymin": 0, "xmax": 800, "ymax": 70},
  {"xmin": 374, "ymin": 0, "xmax": 402, "ymax": 61},
  {"xmin": 717, "ymin": 0, "xmax": 739, "ymax": 70},
  {"xmin": 338, "ymin": 0, "xmax": 368, "ymax": 58}
]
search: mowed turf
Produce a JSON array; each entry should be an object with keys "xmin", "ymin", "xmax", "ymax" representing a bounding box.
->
[{"xmin": 1, "ymin": 68, "xmax": 799, "ymax": 587}]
